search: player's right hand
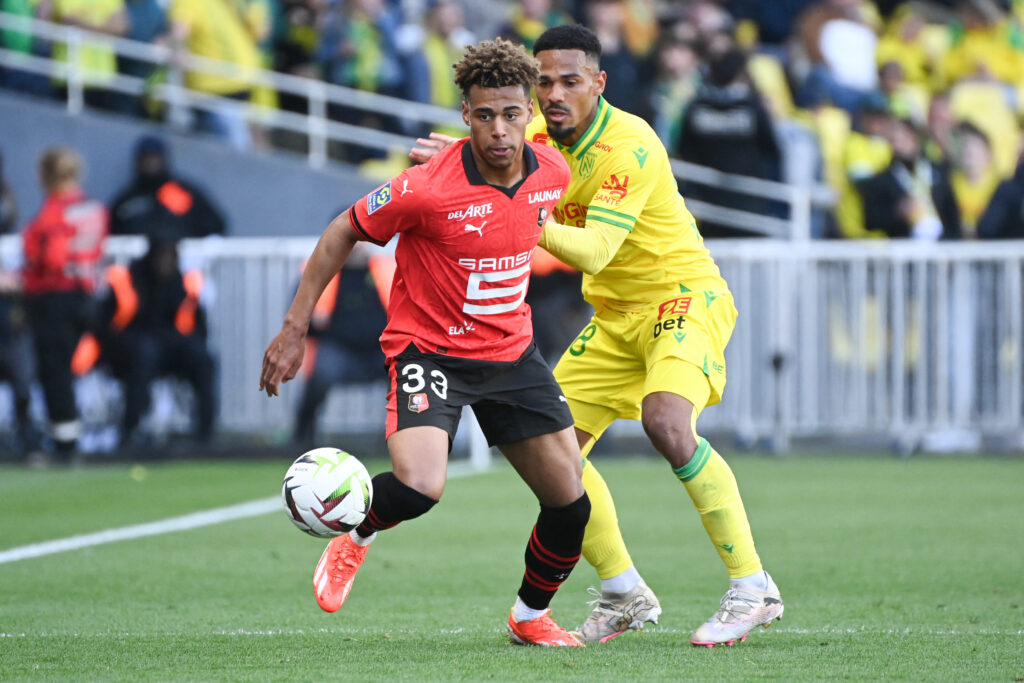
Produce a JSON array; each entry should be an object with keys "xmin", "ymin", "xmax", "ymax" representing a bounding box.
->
[
  {"xmin": 409, "ymin": 132, "xmax": 458, "ymax": 163},
  {"xmin": 259, "ymin": 326, "xmax": 305, "ymax": 397}
]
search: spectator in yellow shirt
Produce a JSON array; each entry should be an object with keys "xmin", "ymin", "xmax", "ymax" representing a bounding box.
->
[
  {"xmin": 407, "ymin": 0, "xmax": 474, "ymax": 111},
  {"xmin": 950, "ymin": 120, "xmax": 1001, "ymax": 238},
  {"xmin": 169, "ymin": 0, "xmax": 267, "ymax": 149},
  {"xmin": 940, "ymin": 1, "xmax": 1023, "ymax": 87},
  {"xmin": 497, "ymin": 0, "xmax": 574, "ymax": 53},
  {"xmin": 925, "ymin": 90, "xmax": 956, "ymax": 162},
  {"xmin": 874, "ymin": 5, "xmax": 933, "ymax": 89},
  {"xmin": 835, "ymin": 95, "xmax": 893, "ymax": 238},
  {"xmin": 36, "ymin": 0, "xmax": 129, "ymax": 112}
]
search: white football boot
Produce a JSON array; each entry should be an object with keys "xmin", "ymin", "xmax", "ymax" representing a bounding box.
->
[
  {"xmin": 574, "ymin": 579, "xmax": 662, "ymax": 643},
  {"xmin": 690, "ymin": 571, "xmax": 784, "ymax": 647}
]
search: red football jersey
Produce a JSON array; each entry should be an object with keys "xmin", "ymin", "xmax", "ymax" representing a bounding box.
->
[
  {"xmin": 22, "ymin": 190, "xmax": 108, "ymax": 295},
  {"xmin": 349, "ymin": 139, "xmax": 570, "ymax": 362}
]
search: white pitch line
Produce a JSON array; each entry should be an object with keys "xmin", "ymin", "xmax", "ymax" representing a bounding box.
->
[
  {"xmin": 0, "ymin": 461, "xmax": 492, "ymax": 566},
  {"xmin": 2, "ymin": 627, "xmax": 1022, "ymax": 638},
  {"xmin": 0, "ymin": 497, "xmax": 281, "ymax": 565}
]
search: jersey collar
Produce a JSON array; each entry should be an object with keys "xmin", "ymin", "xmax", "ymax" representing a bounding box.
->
[
  {"xmin": 555, "ymin": 96, "xmax": 612, "ymax": 160},
  {"xmin": 461, "ymin": 140, "xmax": 539, "ymax": 199}
]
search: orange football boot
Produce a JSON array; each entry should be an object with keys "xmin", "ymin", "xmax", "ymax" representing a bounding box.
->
[
  {"xmin": 313, "ymin": 534, "xmax": 369, "ymax": 612},
  {"xmin": 507, "ymin": 608, "xmax": 585, "ymax": 647}
]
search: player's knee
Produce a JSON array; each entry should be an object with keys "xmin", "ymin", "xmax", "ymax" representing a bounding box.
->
[
  {"xmin": 642, "ymin": 409, "xmax": 699, "ymax": 464},
  {"xmin": 393, "ymin": 469, "xmax": 446, "ymax": 503},
  {"xmin": 378, "ymin": 471, "xmax": 440, "ymax": 518}
]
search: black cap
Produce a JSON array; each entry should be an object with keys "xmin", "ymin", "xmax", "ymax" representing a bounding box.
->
[{"xmin": 135, "ymin": 135, "xmax": 169, "ymax": 159}]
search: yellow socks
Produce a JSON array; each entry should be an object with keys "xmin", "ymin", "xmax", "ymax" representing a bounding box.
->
[
  {"xmin": 674, "ymin": 438, "xmax": 762, "ymax": 578},
  {"xmin": 580, "ymin": 458, "xmax": 635, "ymax": 580},
  {"xmin": 578, "ymin": 439, "xmax": 762, "ymax": 583}
]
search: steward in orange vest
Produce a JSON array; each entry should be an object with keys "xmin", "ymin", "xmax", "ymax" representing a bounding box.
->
[
  {"xmin": 110, "ymin": 136, "xmax": 226, "ymax": 240},
  {"xmin": 96, "ymin": 236, "xmax": 216, "ymax": 448}
]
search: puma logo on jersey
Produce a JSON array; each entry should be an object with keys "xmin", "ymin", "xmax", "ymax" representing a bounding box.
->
[
  {"xmin": 400, "ymin": 179, "xmax": 413, "ymax": 196},
  {"xmin": 464, "ymin": 221, "xmax": 486, "ymax": 237}
]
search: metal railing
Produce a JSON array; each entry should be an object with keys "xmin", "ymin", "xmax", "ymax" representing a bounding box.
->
[
  {"xmin": 671, "ymin": 159, "xmax": 835, "ymax": 241},
  {"xmin": 0, "ymin": 11, "xmax": 836, "ymax": 239},
  {"xmin": 697, "ymin": 239, "xmax": 1024, "ymax": 451},
  {"xmin": 2, "ymin": 236, "xmax": 1021, "ymax": 459},
  {"xmin": 0, "ymin": 11, "xmax": 464, "ymax": 167}
]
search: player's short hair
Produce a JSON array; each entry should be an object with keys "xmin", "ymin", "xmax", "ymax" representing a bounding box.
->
[
  {"xmin": 453, "ymin": 38, "xmax": 540, "ymax": 99},
  {"xmin": 533, "ymin": 24, "xmax": 603, "ymax": 64},
  {"xmin": 39, "ymin": 146, "xmax": 82, "ymax": 191}
]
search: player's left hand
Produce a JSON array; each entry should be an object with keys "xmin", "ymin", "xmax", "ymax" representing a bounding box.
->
[
  {"xmin": 409, "ymin": 132, "xmax": 458, "ymax": 163},
  {"xmin": 259, "ymin": 326, "xmax": 305, "ymax": 397}
]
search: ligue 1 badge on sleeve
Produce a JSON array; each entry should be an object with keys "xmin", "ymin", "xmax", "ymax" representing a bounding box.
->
[
  {"xmin": 367, "ymin": 181, "xmax": 392, "ymax": 215},
  {"xmin": 537, "ymin": 206, "xmax": 549, "ymax": 227}
]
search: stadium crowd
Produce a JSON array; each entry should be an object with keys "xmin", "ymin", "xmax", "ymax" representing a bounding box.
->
[{"xmin": 1, "ymin": 0, "xmax": 1023, "ymax": 238}]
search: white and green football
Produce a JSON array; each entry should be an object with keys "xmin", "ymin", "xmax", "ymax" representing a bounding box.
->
[{"xmin": 282, "ymin": 448, "xmax": 373, "ymax": 538}]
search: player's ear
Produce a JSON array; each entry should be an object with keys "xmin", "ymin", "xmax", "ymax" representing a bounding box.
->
[
  {"xmin": 592, "ymin": 70, "xmax": 607, "ymax": 97},
  {"xmin": 461, "ymin": 99, "xmax": 470, "ymax": 127},
  {"xmin": 526, "ymin": 97, "xmax": 534, "ymax": 124}
]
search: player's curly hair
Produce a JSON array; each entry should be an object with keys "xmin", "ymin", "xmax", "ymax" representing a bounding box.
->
[{"xmin": 453, "ymin": 38, "xmax": 540, "ymax": 99}]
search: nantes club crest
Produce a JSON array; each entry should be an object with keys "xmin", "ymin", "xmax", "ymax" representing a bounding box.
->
[{"xmin": 578, "ymin": 151, "xmax": 597, "ymax": 180}]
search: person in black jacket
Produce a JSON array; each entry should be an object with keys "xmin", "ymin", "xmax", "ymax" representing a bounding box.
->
[
  {"xmin": 292, "ymin": 243, "xmax": 388, "ymax": 446},
  {"xmin": 0, "ymin": 149, "xmax": 16, "ymax": 234},
  {"xmin": 978, "ymin": 152, "xmax": 1024, "ymax": 239},
  {"xmin": 98, "ymin": 234, "xmax": 216, "ymax": 447},
  {"xmin": 856, "ymin": 116, "xmax": 961, "ymax": 239},
  {"xmin": 677, "ymin": 48, "xmax": 783, "ymax": 237},
  {"xmin": 109, "ymin": 136, "xmax": 226, "ymax": 241},
  {"xmin": 0, "ymin": 153, "xmax": 39, "ymax": 457}
]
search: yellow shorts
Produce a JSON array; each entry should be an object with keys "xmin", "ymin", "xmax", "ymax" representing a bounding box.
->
[{"xmin": 552, "ymin": 288, "xmax": 737, "ymax": 440}]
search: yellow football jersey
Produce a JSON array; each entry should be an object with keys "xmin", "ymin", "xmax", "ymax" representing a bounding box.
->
[{"xmin": 527, "ymin": 96, "xmax": 726, "ymax": 305}]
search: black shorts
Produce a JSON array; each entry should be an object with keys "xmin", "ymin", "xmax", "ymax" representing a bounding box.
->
[{"xmin": 386, "ymin": 342, "xmax": 574, "ymax": 448}]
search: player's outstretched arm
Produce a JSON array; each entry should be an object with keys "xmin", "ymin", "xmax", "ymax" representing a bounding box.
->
[
  {"xmin": 408, "ymin": 132, "xmax": 459, "ymax": 164},
  {"xmin": 538, "ymin": 218, "xmax": 629, "ymax": 275},
  {"xmin": 260, "ymin": 212, "xmax": 361, "ymax": 397}
]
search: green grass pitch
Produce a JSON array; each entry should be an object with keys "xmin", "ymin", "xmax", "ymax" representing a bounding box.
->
[{"xmin": 1, "ymin": 453, "xmax": 1022, "ymax": 681}]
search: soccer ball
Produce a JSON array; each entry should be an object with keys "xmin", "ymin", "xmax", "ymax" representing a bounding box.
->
[{"xmin": 281, "ymin": 447, "xmax": 373, "ymax": 538}]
